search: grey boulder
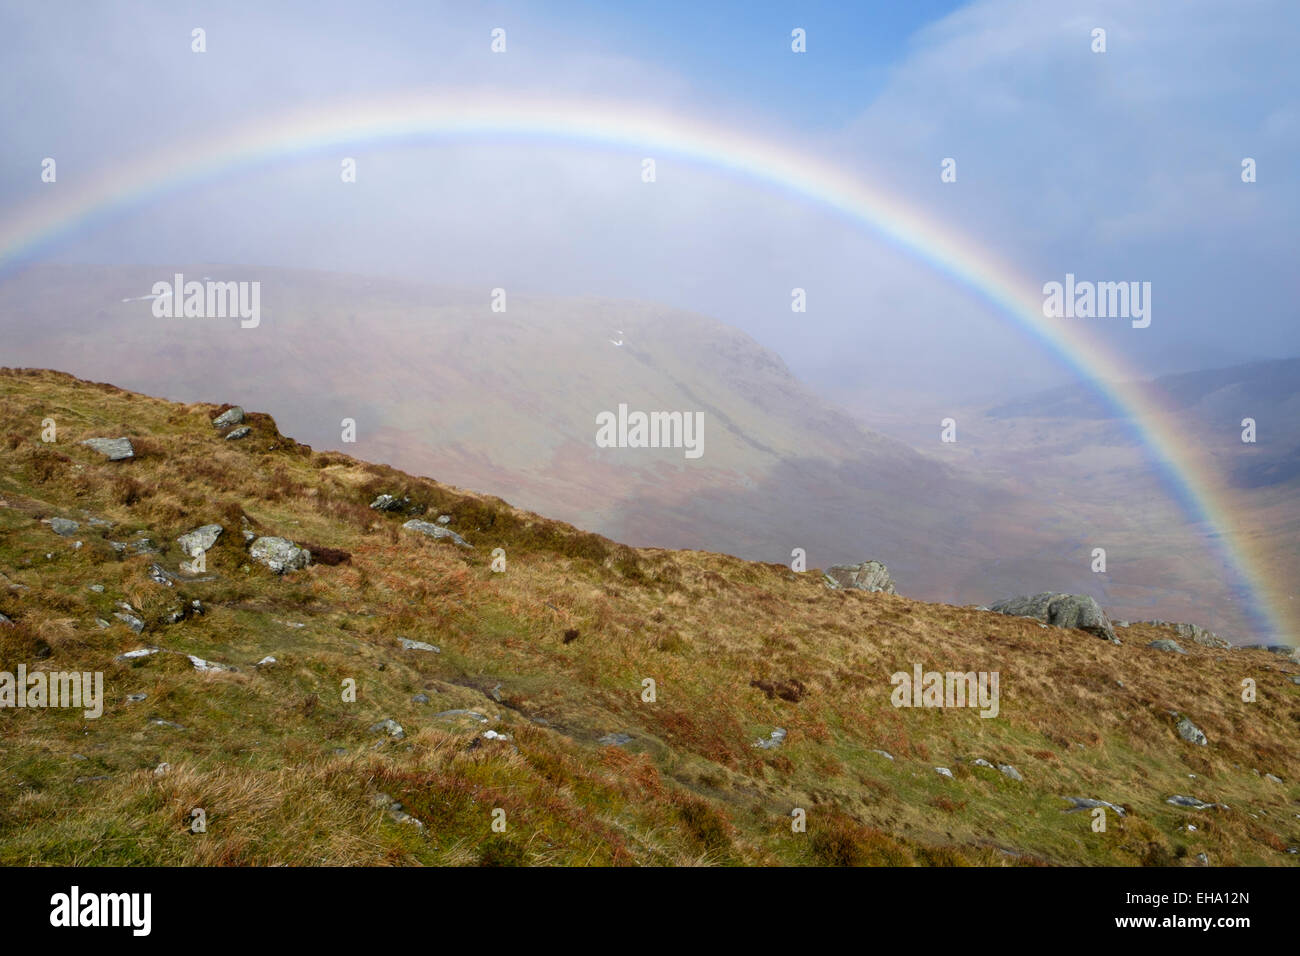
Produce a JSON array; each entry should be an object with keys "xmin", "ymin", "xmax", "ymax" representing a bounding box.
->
[
  {"xmin": 211, "ymin": 407, "xmax": 244, "ymax": 428},
  {"xmin": 249, "ymin": 536, "xmax": 311, "ymax": 573},
  {"xmin": 1176, "ymin": 716, "xmax": 1208, "ymax": 746},
  {"xmin": 398, "ymin": 638, "xmax": 440, "ymax": 653},
  {"xmin": 1167, "ymin": 794, "xmax": 1218, "ymax": 810},
  {"xmin": 177, "ymin": 524, "xmax": 223, "ymax": 557},
  {"xmin": 114, "ymin": 611, "xmax": 145, "ymax": 634},
  {"xmin": 823, "ymin": 560, "xmax": 896, "ymax": 594},
  {"xmin": 1063, "ymin": 796, "xmax": 1126, "ymax": 816},
  {"xmin": 991, "ymin": 592, "xmax": 1118, "ymax": 643},
  {"xmin": 80, "ymin": 437, "xmax": 134, "ymax": 461},
  {"xmin": 402, "ymin": 519, "xmax": 471, "ymax": 549},
  {"xmin": 1148, "ymin": 639, "xmax": 1186, "ymax": 654}
]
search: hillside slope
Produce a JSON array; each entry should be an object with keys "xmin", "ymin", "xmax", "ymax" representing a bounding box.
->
[
  {"xmin": 0, "ymin": 263, "xmax": 1206, "ymax": 623},
  {"xmin": 0, "ymin": 369, "xmax": 1296, "ymax": 866}
]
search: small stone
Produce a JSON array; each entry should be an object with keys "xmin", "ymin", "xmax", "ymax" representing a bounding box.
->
[
  {"xmin": 88, "ymin": 584, "xmax": 105, "ymax": 593},
  {"xmin": 50, "ymin": 517, "xmax": 80, "ymax": 536},
  {"xmin": 870, "ymin": 749, "xmax": 894, "ymax": 760},
  {"xmin": 998, "ymin": 764, "xmax": 1023, "ymax": 781},
  {"xmin": 114, "ymin": 612, "xmax": 145, "ymax": 634},
  {"xmin": 370, "ymin": 718, "xmax": 405, "ymax": 739},
  {"xmin": 148, "ymin": 563, "xmax": 177, "ymax": 587},
  {"xmin": 753, "ymin": 727, "xmax": 787, "ymax": 750},
  {"xmin": 398, "ymin": 638, "xmax": 440, "ymax": 653},
  {"xmin": 1167, "ymin": 794, "xmax": 1216, "ymax": 810},
  {"xmin": 972, "ymin": 758, "xmax": 994, "ymax": 768},
  {"xmin": 1265, "ymin": 773, "xmax": 1283, "ymax": 784},
  {"xmin": 598, "ymin": 733, "xmax": 633, "ymax": 747},
  {"xmin": 935, "ymin": 767, "xmax": 954, "ymax": 778},
  {"xmin": 154, "ymin": 762, "xmax": 171, "ymax": 776},
  {"xmin": 126, "ymin": 693, "xmax": 147, "ymax": 703},
  {"xmin": 224, "ymin": 426, "xmax": 251, "ymax": 441},
  {"xmin": 411, "ymin": 693, "xmax": 429, "ymax": 704},
  {"xmin": 436, "ymin": 515, "xmax": 451, "ymax": 525},
  {"xmin": 187, "ymin": 654, "xmax": 236, "ymax": 673},
  {"xmin": 151, "ymin": 718, "xmax": 186, "ymax": 730},
  {"xmin": 1063, "ymin": 797, "xmax": 1126, "ymax": 816},
  {"xmin": 254, "ymin": 656, "xmax": 277, "ymax": 667}
]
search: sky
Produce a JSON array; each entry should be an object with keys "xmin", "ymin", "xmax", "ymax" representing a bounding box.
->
[{"xmin": 1, "ymin": 0, "xmax": 1296, "ymax": 406}]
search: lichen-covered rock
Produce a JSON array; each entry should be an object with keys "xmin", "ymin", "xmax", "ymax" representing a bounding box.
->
[
  {"xmin": 1144, "ymin": 620, "xmax": 1231, "ymax": 649},
  {"xmin": 249, "ymin": 536, "xmax": 311, "ymax": 573},
  {"xmin": 1148, "ymin": 638, "xmax": 1186, "ymax": 654},
  {"xmin": 991, "ymin": 592, "xmax": 1118, "ymax": 643},
  {"xmin": 398, "ymin": 638, "xmax": 440, "ymax": 653},
  {"xmin": 224, "ymin": 426, "xmax": 251, "ymax": 441},
  {"xmin": 177, "ymin": 524, "xmax": 223, "ymax": 557},
  {"xmin": 50, "ymin": 517, "xmax": 80, "ymax": 536},
  {"xmin": 370, "ymin": 718, "xmax": 405, "ymax": 740},
  {"xmin": 1176, "ymin": 716, "xmax": 1208, "ymax": 746},
  {"xmin": 80, "ymin": 437, "xmax": 134, "ymax": 461},
  {"xmin": 823, "ymin": 560, "xmax": 896, "ymax": 594},
  {"xmin": 212, "ymin": 407, "xmax": 244, "ymax": 428},
  {"xmin": 114, "ymin": 611, "xmax": 145, "ymax": 633},
  {"xmin": 1063, "ymin": 796, "xmax": 1126, "ymax": 816},
  {"xmin": 402, "ymin": 519, "xmax": 471, "ymax": 548}
]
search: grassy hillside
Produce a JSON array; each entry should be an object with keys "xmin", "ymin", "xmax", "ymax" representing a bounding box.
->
[
  {"xmin": 0, "ymin": 368, "xmax": 1296, "ymax": 866},
  {"xmin": 0, "ymin": 263, "xmax": 1223, "ymax": 630}
]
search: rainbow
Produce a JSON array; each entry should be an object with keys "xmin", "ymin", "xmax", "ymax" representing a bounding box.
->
[{"xmin": 1, "ymin": 91, "xmax": 1289, "ymax": 643}]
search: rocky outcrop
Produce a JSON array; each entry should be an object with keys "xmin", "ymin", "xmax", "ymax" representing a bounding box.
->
[
  {"xmin": 823, "ymin": 560, "xmax": 896, "ymax": 594},
  {"xmin": 80, "ymin": 437, "xmax": 134, "ymax": 460},
  {"xmin": 991, "ymin": 592, "xmax": 1118, "ymax": 643},
  {"xmin": 1143, "ymin": 620, "xmax": 1231, "ymax": 649},
  {"xmin": 249, "ymin": 536, "xmax": 311, "ymax": 573}
]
